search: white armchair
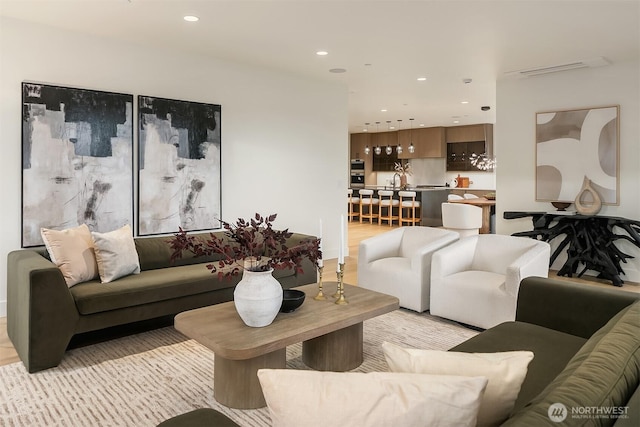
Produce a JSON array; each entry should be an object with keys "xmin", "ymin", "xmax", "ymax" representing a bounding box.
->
[
  {"xmin": 430, "ymin": 234, "xmax": 551, "ymax": 329},
  {"xmin": 358, "ymin": 226, "xmax": 459, "ymax": 312}
]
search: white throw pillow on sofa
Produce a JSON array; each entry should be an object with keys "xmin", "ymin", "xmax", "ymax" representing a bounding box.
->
[
  {"xmin": 257, "ymin": 369, "xmax": 487, "ymax": 427},
  {"xmin": 382, "ymin": 341, "xmax": 534, "ymax": 427},
  {"xmin": 41, "ymin": 223, "xmax": 98, "ymax": 287},
  {"xmin": 91, "ymin": 224, "xmax": 140, "ymax": 283}
]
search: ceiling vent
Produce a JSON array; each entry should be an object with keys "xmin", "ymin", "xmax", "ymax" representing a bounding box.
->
[{"xmin": 504, "ymin": 57, "xmax": 610, "ymax": 78}]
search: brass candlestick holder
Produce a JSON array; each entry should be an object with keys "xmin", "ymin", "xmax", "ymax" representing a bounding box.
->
[
  {"xmin": 334, "ymin": 262, "xmax": 348, "ymax": 305},
  {"xmin": 314, "ymin": 265, "xmax": 326, "ymax": 300}
]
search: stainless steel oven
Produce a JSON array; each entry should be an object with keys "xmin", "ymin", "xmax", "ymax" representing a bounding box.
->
[
  {"xmin": 350, "ymin": 172, "xmax": 365, "ymax": 188},
  {"xmin": 350, "ymin": 159, "xmax": 365, "ymax": 188}
]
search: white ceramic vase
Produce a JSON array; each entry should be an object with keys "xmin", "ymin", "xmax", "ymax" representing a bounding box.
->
[{"xmin": 233, "ymin": 269, "xmax": 283, "ymax": 327}]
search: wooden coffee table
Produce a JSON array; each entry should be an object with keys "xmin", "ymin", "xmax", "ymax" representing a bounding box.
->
[{"xmin": 174, "ymin": 282, "xmax": 399, "ymax": 409}]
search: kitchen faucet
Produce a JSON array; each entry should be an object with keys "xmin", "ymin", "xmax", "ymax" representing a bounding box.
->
[{"xmin": 392, "ymin": 173, "xmax": 401, "ymax": 188}]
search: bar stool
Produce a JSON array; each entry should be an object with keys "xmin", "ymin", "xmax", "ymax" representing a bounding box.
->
[
  {"xmin": 378, "ymin": 190, "xmax": 399, "ymax": 226},
  {"xmin": 359, "ymin": 189, "xmax": 379, "ymax": 224},
  {"xmin": 399, "ymin": 191, "xmax": 421, "ymax": 226},
  {"xmin": 347, "ymin": 189, "xmax": 360, "ymax": 221}
]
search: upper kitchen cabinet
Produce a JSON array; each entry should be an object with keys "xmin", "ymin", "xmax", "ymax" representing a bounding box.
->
[
  {"xmin": 397, "ymin": 127, "xmax": 445, "ymax": 159},
  {"xmin": 350, "ymin": 132, "xmax": 370, "ymax": 159},
  {"xmin": 371, "ymin": 131, "xmax": 399, "ymax": 171},
  {"xmin": 445, "ymin": 124, "xmax": 494, "ymax": 171}
]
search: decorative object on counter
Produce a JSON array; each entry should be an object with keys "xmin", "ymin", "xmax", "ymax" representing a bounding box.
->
[
  {"xmin": 280, "ymin": 289, "xmax": 306, "ymax": 313},
  {"xmin": 504, "ymin": 211, "xmax": 640, "ymax": 287},
  {"xmin": 453, "ymin": 174, "xmax": 471, "ymax": 188},
  {"xmin": 550, "ymin": 201, "xmax": 571, "ymax": 211},
  {"xmin": 394, "ymin": 161, "xmax": 412, "ymax": 189},
  {"xmin": 536, "ymin": 105, "xmax": 619, "ymax": 205},
  {"xmin": 169, "ymin": 213, "xmax": 321, "ymax": 327},
  {"xmin": 574, "ymin": 177, "xmax": 602, "ymax": 215},
  {"xmin": 469, "ymin": 152, "xmax": 496, "ymax": 170}
]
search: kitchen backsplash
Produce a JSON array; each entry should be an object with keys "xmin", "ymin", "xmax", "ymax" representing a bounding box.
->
[{"xmin": 376, "ymin": 158, "xmax": 496, "ymax": 189}]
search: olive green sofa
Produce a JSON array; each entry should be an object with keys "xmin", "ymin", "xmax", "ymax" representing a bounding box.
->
[
  {"xmin": 7, "ymin": 231, "xmax": 317, "ymax": 373},
  {"xmin": 159, "ymin": 276, "xmax": 639, "ymax": 427}
]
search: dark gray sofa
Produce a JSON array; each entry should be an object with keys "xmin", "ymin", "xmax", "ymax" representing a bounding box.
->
[
  {"xmin": 159, "ymin": 276, "xmax": 640, "ymax": 427},
  {"xmin": 7, "ymin": 231, "xmax": 317, "ymax": 373}
]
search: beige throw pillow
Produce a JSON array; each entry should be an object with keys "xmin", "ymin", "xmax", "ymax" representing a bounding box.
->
[
  {"xmin": 382, "ymin": 342, "xmax": 534, "ymax": 427},
  {"xmin": 41, "ymin": 224, "xmax": 98, "ymax": 287},
  {"xmin": 257, "ymin": 369, "xmax": 487, "ymax": 427},
  {"xmin": 91, "ymin": 224, "xmax": 140, "ymax": 283}
]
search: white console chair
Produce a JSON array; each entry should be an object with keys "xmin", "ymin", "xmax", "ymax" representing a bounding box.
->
[
  {"xmin": 358, "ymin": 226, "xmax": 459, "ymax": 312},
  {"xmin": 430, "ymin": 234, "xmax": 551, "ymax": 329},
  {"xmin": 441, "ymin": 202, "xmax": 482, "ymax": 237}
]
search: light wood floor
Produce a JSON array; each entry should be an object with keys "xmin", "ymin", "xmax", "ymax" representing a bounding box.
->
[{"xmin": 1, "ymin": 221, "xmax": 638, "ymax": 368}]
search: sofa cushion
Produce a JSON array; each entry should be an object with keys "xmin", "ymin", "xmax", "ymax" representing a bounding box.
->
[
  {"xmin": 451, "ymin": 321, "xmax": 587, "ymax": 412},
  {"xmin": 503, "ymin": 301, "xmax": 640, "ymax": 426},
  {"xmin": 135, "ymin": 233, "xmax": 228, "ymax": 271},
  {"xmin": 70, "ymin": 263, "xmax": 297, "ymax": 315},
  {"xmin": 257, "ymin": 369, "xmax": 488, "ymax": 427},
  {"xmin": 382, "ymin": 342, "xmax": 533, "ymax": 427},
  {"xmin": 92, "ymin": 225, "xmax": 141, "ymax": 283},
  {"xmin": 40, "ymin": 224, "xmax": 99, "ymax": 287}
]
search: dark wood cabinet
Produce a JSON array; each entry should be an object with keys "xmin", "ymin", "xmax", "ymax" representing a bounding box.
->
[
  {"xmin": 350, "ymin": 133, "xmax": 370, "ymax": 159},
  {"xmin": 371, "ymin": 132, "xmax": 399, "ymax": 171},
  {"xmin": 445, "ymin": 124, "xmax": 494, "ymax": 171}
]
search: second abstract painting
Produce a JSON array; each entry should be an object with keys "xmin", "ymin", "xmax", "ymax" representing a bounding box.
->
[{"xmin": 138, "ymin": 96, "xmax": 222, "ymax": 235}]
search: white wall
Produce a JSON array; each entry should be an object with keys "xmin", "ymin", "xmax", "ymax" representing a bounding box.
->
[
  {"xmin": 496, "ymin": 60, "xmax": 640, "ymax": 282},
  {"xmin": 0, "ymin": 17, "xmax": 348, "ymax": 316}
]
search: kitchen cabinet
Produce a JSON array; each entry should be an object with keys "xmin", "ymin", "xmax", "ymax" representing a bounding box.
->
[
  {"xmin": 445, "ymin": 124, "xmax": 493, "ymax": 143},
  {"xmin": 371, "ymin": 131, "xmax": 399, "ymax": 171},
  {"xmin": 446, "ymin": 124, "xmax": 494, "ymax": 171},
  {"xmin": 397, "ymin": 127, "xmax": 445, "ymax": 159},
  {"xmin": 350, "ymin": 133, "xmax": 370, "ymax": 159}
]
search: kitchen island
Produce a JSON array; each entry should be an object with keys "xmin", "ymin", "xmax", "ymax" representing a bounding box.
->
[{"xmin": 351, "ymin": 186, "xmax": 450, "ymax": 226}]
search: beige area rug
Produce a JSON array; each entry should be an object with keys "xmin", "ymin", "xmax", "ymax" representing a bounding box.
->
[{"xmin": 0, "ymin": 309, "xmax": 478, "ymax": 427}]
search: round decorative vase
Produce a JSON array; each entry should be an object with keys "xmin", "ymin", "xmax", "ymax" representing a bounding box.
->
[
  {"xmin": 400, "ymin": 174, "xmax": 408, "ymax": 189},
  {"xmin": 574, "ymin": 177, "xmax": 602, "ymax": 215},
  {"xmin": 233, "ymin": 269, "xmax": 283, "ymax": 327}
]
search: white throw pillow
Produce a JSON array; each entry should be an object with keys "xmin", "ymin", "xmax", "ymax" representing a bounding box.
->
[
  {"xmin": 382, "ymin": 342, "xmax": 534, "ymax": 427},
  {"xmin": 91, "ymin": 224, "xmax": 140, "ymax": 283},
  {"xmin": 257, "ymin": 369, "xmax": 487, "ymax": 427},
  {"xmin": 40, "ymin": 224, "xmax": 98, "ymax": 287}
]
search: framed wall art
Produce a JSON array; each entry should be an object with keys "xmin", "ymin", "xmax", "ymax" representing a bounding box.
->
[
  {"xmin": 536, "ymin": 105, "xmax": 619, "ymax": 205},
  {"xmin": 21, "ymin": 83, "xmax": 134, "ymax": 247},
  {"xmin": 138, "ymin": 96, "xmax": 221, "ymax": 236}
]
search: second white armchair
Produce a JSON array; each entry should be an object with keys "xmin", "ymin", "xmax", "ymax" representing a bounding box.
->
[
  {"xmin": 358, "ymin": 226, "xmax": 459, "ymax": 312},
  {"xmin": 430, "ymin": 234, "xmax": 551, "ymax": 329}
]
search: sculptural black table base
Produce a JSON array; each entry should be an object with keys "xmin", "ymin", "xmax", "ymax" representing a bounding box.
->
[{"xmin": 504, "ymin": 212, "xmax": 640, "ymax": 287}]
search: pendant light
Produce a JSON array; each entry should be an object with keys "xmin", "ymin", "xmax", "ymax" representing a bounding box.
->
[
  {"xmin": 374, "ymin": 122, "xmax": 382, "ymax": 155},
  {"xmin": 363, "ymin": 123, "xmax": 370, "ymax": 155},
  {"xmin": 408, "ymin": 118, "xmax": 415, "ymax": 154},
  {"xmin": 396, "ymin": 119, "xmax": 403, "ymax": 154},
  {"xmin": 385, "ymin": 121, "xmax": 393, "ymax": 155}
]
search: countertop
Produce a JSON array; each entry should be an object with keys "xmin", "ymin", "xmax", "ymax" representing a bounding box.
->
[{"xmin": 361, "ymin": 185, "xmax": 448, "ymax": 191}]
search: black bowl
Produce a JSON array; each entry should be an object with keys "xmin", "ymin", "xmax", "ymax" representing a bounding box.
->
[{"xmin": 280, "ymin": 289, "xmax": 306, "ymax": 313}]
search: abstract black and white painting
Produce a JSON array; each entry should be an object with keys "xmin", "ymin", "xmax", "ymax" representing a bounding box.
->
[
  {"xmin": 138, "ymin": 96, "xmax": 221, "ymax": 235},
  {"xmin": 536, "ymin": 105, "xmax": 619, "ymax": 204},
  {"xmin": 22, "ymin": 83, "xmax": 133, "ymax": 247}
]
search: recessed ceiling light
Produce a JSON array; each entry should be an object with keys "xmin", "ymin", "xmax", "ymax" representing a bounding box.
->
[
  {"xmin": 419, "ymin": 124, "xmax": 425, "ymax": 127},
  {"xmin": 453, "ymin": 120, "xmax": 460, "ymax": 124},
  {"xmin": 417, "ymin": 77, "xmax": 427, "ymax": 81},
  {"xmin": 381, "ymin": 109, "xmax": 387, "ymax": 112},
  {"xmin": 183, "ymin": 15, "xmax": 199, "ymax": 22},
  {"xmin": 461, "ymin": 101, "xmax": 469, "ymax": 104},
  {"xmin": 390, "ymin": 126, "xmax": 395, "ymax": 130},
  {"xmin": 329, "ymin": 68, "xmax": 347, "ymax": 73},
  {"xmin": 316, "ymin": 51, "xmax": 328, "ymax": 56}
]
